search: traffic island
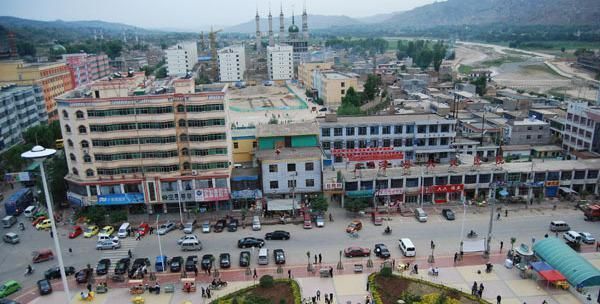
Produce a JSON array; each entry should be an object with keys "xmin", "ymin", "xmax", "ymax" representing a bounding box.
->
[{"xmin": 211, "ymin": 277, "xmax": 301, "ymax": 304}]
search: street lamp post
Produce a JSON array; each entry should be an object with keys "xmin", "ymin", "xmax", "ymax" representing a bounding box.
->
[{"xmin": 21, "ymin": 146, "xmax": 71, "ymax": 301}]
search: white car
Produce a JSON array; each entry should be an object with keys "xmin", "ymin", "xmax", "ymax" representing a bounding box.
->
[
  {"xmin": 315, "ymin": 216, "xmax": 325, "ymax": 228},
  {"xmin": 96, "ymin": 239, "xmax": 121, "ymax": 250},
  {"xmin": 178, "ymin": 234, "xmax": 198, "ymax": 245},
  {"xmin": 97, "ymin": 233, "xmax": 119, "ymax": 243},
  {"xmin": 183, "ymin": 220, "xmax": 196, "ymax": 234},
  {"xmin": 201, "ymin": 221, "xmax": 211, "ymax": 233},
  {"xmin": 579, "ymin": 232, "xmax": 595, "ymax": 244}
]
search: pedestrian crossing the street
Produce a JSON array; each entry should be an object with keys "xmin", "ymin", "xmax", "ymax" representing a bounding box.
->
[{"xmin": 99, "ymin": 237, "xmax": 138, "ymax": 273}]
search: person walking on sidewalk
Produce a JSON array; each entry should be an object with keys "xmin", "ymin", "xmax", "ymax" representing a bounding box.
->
[
  {"xmin": 316, "ymin": 290, "xmax": 321, "ymax": 301},
  {"xmin": 496, "ymin": 295, "xmax": 502, "ymax": 304},
  {"xmin": 454, "ymin": 252, "xmax": 458, "ymax": 264},
  {"xmin": 318, "ymin": 253, "xmax": 322, "ymax": 264},
  {"xmin": 288, "ymin": 269, "xmax": 291, "ymax": 279},
  {"xmin": 500, "ymin": 241, "xmax": 504, "ymax": 252},
  {"xmin": 471, "ymin": 281, "xmax": 478, "ymax": 295},
  {"xmin": 504, "ymin": 209, "xmax": 508, "ymax": 217},
  {"xmin": 314, "ymin": 254, "xmax": 317, "ymax": 264}
]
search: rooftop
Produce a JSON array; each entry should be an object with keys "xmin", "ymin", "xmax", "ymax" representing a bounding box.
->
[
  {"xmin": 513, "ymin": 118, "xmax": 549, "ymax": 126},
  {"xmin": 256, "ymin": 122, "xmax": 319, "ymax": 138},
  {"xmin": 502, "ymin": 145, "xmax": 532, "ymax": 151},
  {"xmin": 531, "ymin": 145, "xmax": 563, "ymax": 152},
  {"xmin": 322, "ymin": 72, "xmax": 356, "ymax": 80},
  {"xmin": 231, "ymin": 127, "xmax": 257, "ymax": 139},
  {"xmin": 317, "ymin": 114, "xmax": 455, "ymax": 125},
  {"xmin": 256, "ymin": 146, "xmax": 322, "ymax": 161}
]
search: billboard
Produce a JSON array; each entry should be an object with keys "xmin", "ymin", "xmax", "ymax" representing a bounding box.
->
[{"xmin": 331, "ymin": 147, "xmax": 404, "ymax": 161}]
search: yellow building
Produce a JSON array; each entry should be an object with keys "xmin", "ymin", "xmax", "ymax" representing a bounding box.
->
[
  {"xmin": 231, "ymin": 128, "xmax": 257, "ymax": 163},
  {"xmin": 298, "ymin": 62, "xmax": 333, "ymax": 89},
  {"xmin": 0, "ymin": 60, "xmax": 74, "ymax": 120},
  {"xmin": 314, "ymin": 71, "xmax": 359, "ymax": 110}
]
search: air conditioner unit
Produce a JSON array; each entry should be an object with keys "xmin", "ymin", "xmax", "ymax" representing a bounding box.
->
[{"xmin": 191, "ymin": 170, "xmax": 198, "ymax": 176}]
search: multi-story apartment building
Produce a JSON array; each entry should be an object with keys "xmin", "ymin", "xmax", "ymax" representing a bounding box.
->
[
  {"xmin": 563, "ymin": 102, "xmax": 600, "ymax": 154},
  {"xmin": 63, "ymin": 53, "xmax": 110, "ymax": 87},
  {"xmin": 313, "ymin": 71, "xmax": 359, "ymax": 110},
  {"xmin": 0, "ymin": 60, "xmax": 74, "ymax": 121},
  {"xmin": 256, "ymin": 122, "xmax": 322, "ymax": 202},
  {"xmin": 57, "ymin": 74, "xmax": 232, "ymax": 213},
  {"xmin": 231, "ymin": 127, "xmax": 256, "ymax": 163},
  {"xmin": 165, "ymin": 42, "xmax": 198, "ymax": 77},
  {"xmin": 298, "ymin": 62, "xmax": 333, "ymax": 89},
  {"xmin": 267, "ymin": 45, "xmax": 293, "ymax": 81},
  {"xmin": 504, "ymin": 118, "xmax": 551, "ymax": 146},
  {"xmin": 0, "ymin": 84, "xmax": 47, "ymax": 153},
  {"xmin": 317, "ymin": 114, "xmax": 457, "ymax": 167},
  {"xmin": 218, "ymin": 46, "xmax": 246, "ymax": 82}
]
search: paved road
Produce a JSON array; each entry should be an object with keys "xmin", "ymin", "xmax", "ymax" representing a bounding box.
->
[{"xmin": 1, "ymin": 202, "xmax": 598, "ymax": 294}]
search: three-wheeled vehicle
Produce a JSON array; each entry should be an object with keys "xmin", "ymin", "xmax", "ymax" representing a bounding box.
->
[{"xmin": 128, "ymin": 279, "xmax": 145, "ymax": 295}]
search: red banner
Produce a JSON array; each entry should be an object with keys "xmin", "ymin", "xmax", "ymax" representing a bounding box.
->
[
  {"xmin": 194, "ymin": 188, "xmax": 230, "ymax": 202},
  {"xmin": 331, "ymin": 147, "xmax": 404, "ymax": 161},
  {"xmin": 424, "ymin": 184, "xmax": 464, "ymax": 194}
]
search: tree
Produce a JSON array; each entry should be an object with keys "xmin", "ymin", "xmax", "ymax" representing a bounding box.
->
[
  {"xmin": 344, "ymin": 198, "xmax": 370, "ymax": 213},
  {"xmin": 415, "ymin": 48, "xmax": 433, "ymax": 71},
  {"xmin": 258, "ymin": 275, "xmax": 274, "ymax": 288},
  {"xmin": 47, "ymin": 153, "xmax": 68, "ymax": 206},
  {"xmin": 342, "ymin": 87, "xmax": 361, "ymax": 107},
  {"xmin": 102, "ymin": 40, "xmax": 124, "ymax": 59},
  {"xmin": 17, "ymin": 41, "xmax": 36, "ymax": 57},
  {"xmin": 155, "ymin": 67, "xmax": 168, "ymax": 79},
  {"xmin": 432, "ymin": 41, "xmax": 447, "ymax": 72},
  {"xmin": 310, "ymin": 195, "xmax": 329, "ymax": 213},
  {"xmin": 470, "ymin": 76, "xmax": 487, "ymax": 96},
  {"xmin": 363, "ymin": 75, "xmax": 381, "ymax": 101}
]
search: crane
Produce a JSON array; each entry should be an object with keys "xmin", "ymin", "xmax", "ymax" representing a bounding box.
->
[{"xmin": 209, "ymin": 27, "xmax": 222, "ymax": 81}]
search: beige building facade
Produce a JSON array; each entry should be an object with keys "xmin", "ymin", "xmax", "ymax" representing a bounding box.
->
[
  {"xmin": 298, "ymin": 62, "xmax": 333, "ymax": 89},
  {"xmin": 313, "ymin": 71, "xmax": 359, "ymax": 109}
]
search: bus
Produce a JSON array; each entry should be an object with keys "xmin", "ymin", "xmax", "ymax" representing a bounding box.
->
[
  {"xmin": 3, "ymin": 188, "xmax": 33, "ymax": 216},
  {"xmin": 55, "ymin": 139, "xmax": 64, "ymax": 149}
]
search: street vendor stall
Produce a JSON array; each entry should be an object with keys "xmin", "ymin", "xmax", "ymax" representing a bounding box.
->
[
  {"xmin": 539, "ymin": 270, "xmax": 569, "ymax": 290},
  {"xmin": 128, "ymin": 279, "xmax": 144, "ymax": 295},
  {"xmin": 181, "ymin": 278, "xmax": 196, "ymax": 293}
]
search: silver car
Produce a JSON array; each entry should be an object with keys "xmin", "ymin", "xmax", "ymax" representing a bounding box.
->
[
  {"xmin": 96, "ymin": 239, "xmax": 121, "ymax": 250},
  {"xmin": 3, "ymin": 232, "xmax": 19, "ymax": 244},
  {"xmin": 183, "ymin": 220, "xmax": 196, "ymax": 234},
  {"xmin": 201, "ymin": 221, "xmax": 211, "ymax": 233},
  {"xmin": 177, "ymin": 234, "xmax": 198, "ymax": 245},
  {"xmin": 315, "ymin": 216, "xmax": 325, "ymax": 228},
  {"xmin": 157, "ymin": 221, "xmax": 176, "ymax": 235},
  {"xmin": 579, "ymin": 232, "xmax": 595, "ymax": 244}
]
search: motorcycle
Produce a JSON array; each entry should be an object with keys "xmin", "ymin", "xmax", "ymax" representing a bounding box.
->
[
  {"xmin": 467, "ymin": 230, "xmax": 478, "ymax": 238},
  {"xmin": 19, "ymin": 223, "xmax": 25, "ymax": 231},
  {"xmin": 24, "ymin": 266, "xmax": 34, "ymax": 276},
  {"xmin": 485, "ymin": 262, "xmax": 493, "ymax": 273},
  {"xmin": 208, "ymin": 280, "xmax": 228, "ymax": 290},
  {"xmin": 383, "ymin": 227, "xmax": 392, "ymax": 235}
]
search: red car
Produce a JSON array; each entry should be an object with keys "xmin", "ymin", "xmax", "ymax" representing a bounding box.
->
[
  {"xmin": 137, "ymin": 223, "xmax": 150, "ymax": 236},
  {"xmin": 32, "ymin": 216, "xmax": 48, "ymax": 227},
  {"xmin": 69, "ymin": 226, "xmax": 83, "ymax": 239},
  {"xmin": 344, "ymin": 246, "xmax": 371, "ymax": 258}
]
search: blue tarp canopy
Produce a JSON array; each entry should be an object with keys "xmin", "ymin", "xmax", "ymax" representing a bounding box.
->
[
  {"xmin": 533, "ymin": 238, "xmax": 600, "ymax": 287},
  {"xmin": 530, "ymin": 261, "xmax": 554, "ymax": 272},
  {"xmin": 231, "ymin": 176, "xmax": 258, "ymax": 182},
  {"xmin": 346, "ymin": 190, "xmax": 374, "ymax": 198},
  {"xmin": 499, "ymin": 189, "xmax": 509, "ymax": 197},
  {"xmin": 97, "ymin": 193, "xmax": 144, "ymax": 206},
  {"xmin": 231, "ymin": 189, "xmax": 262, "ymax": 199}
]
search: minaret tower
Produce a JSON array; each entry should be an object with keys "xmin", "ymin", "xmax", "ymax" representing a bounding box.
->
[
  {"xmin": 255, "ymin": 8, "xmax": 261, "ymax": 52},
  {"xmin": 279, "ymin": 4, "xmax": 285, "ymax": 42},
  {"xmin": 268, "ymin": 7, "xmax": 274, "ymax": 47},
  {"xmin": 302, "ymin": 2, "xmax": 308, "ymax": 40}
]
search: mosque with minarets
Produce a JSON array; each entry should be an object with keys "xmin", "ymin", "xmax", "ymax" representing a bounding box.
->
[{"xmin": 255, "ymin": 4, "xmax": 309, "ymax": 63}]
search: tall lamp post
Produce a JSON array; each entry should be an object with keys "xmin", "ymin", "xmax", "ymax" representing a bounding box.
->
[{"xmin": 21, "ymin": 146, "xmax": 71, "ymax": 301}]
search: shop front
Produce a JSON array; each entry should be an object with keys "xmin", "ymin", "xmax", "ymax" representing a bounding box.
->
[
  {"xmin": 231, "ymin": 189, "xmax": 262, "ymax": 210},
  {"xmin": 423, "ymin": 184, "xmax": 465, "ymax": 204},
  {"xmin": 193, "ymin": 188, "xmax": 230, "ymax": 211}
]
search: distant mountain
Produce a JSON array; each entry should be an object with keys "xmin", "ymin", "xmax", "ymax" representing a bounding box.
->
[
  {"xmin": 0, "ymin": 16, "xmax": 157, "ymax": 33},
  {"xmin": 225, "ymin": 14, "xmax": 360, "ymax": 33},
  {"xmin": 382, "ymin": 0, "xmax": 600, "ymax": 28},
  {"xmin": 356, "ymin": 12, "xmax": 402, "ymax": 24}
]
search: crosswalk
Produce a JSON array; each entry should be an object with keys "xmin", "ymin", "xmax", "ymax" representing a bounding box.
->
[{"xmin": 98, "ymin": 237, "xmax": 138, "ymax": 274}]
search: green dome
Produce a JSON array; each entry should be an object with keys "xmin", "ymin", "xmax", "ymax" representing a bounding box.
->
[{"xmin": 288, "ymin": 24, "xmax": 299, "ymax": 33}]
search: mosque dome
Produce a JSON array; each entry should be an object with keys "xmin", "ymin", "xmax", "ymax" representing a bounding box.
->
[{"xmin": 288, "ymin": 24, "xmax": 299, "ymax": 33}]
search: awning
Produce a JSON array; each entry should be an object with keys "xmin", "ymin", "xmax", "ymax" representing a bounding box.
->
[
  {"xmin": 230, "ymin": 176, "xmax": 259, "ymax": 182},
  {"xmin": 499, "ymin": 189, "xmax": 509, "ymax": 197},
  {"xmin": 346, "ymin": 190, "xmax": 374, "ymax": 198},
  {"xmin": 231, "ymin": 189, "xmax": 262, "ymax": 199},
  {"xmin": 559, "ymin": 187, "xmax": 578, "ymax": 194},
  {"xmin": 539, "ymin": 270, "xmax": 567, "ymax": 282},
  {"xmin": 97, "ymin": 193, "xmax": 145, "ymax": 206},
  {"xmin": 534, "ymin": 238, "xmax": 600, "ymax": 287},
  {"xmin": 267, "ymin": 199, "xmax": 298, "ymax": 211},
  {"xmin": 531, "ymin": 261, "xmax": 554, "ymax": 272}
]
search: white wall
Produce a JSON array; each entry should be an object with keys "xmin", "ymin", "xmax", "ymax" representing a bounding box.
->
[
  {"xmin": 267, "ymin": 45, "xmax": 294, "ymax": 81},
  {"xmin": 218, "ymin": 46, "xmax": 246, "ymax": 82},
  {"xmin": 261, "ymin": 159, "xmax": 322, "ymax": 195}
]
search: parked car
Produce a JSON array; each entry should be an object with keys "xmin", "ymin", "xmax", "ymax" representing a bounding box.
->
[
  {"xmin": 114, "ymin": 258, "xmax": 130, "ymax": 275},
  {"xmin": 201, "ymin": 254, "xmax": 214, "ymax": 270},
  {"xmin": 36, "ymin": 279, "xmax": 52, "ymax": 295},
  {"xmin": 219, "ymin": 253, "xmax": 231, "ymax": 268},
  {"xmin": 100, "ymin": 226, "xmax": 114, "ymax": 236},
  {"xmin": 96, "ymin": 239, "xmax": 121, "ymax": 250},
  {"xmin": 580, "ymin": 232, "xmax": 596, "ymax": 244},
  {"xmin": 214, "ymin": 219, "xmax": 226, "ymax": 232},
  {"xmin": 75, "ymin": 269, "xmax": 92, "ymax": 283},
  {"xmin": 239, "ymin": 251, "xmax": 251, "ymax": 267},
  {"xmin": 265, "ymin": 230, "xmax": 290, "ymax": 240},
  {"xmin": 68, "ymin": 226, "xmax": 83, "ymax": 239},
  {"xmin": 177, "ymin": 234, "xmax": 198, "ymax": 245},
  {"xmin": 31, "ymin": 216, "xmax": 47, "ymax": 227},
  {"xmin": 344, "ymin": 246, "xmax": 371, "ymax": 257},
  {"xmin": 36, "ymin": 219, "xmax": 52, "ymax": 230},
  {"xmin": 0, "ymin": 299, "xmax": 20, "ymax": 304},
  {"xmin": 201, "ymin": 221, "xmax": 211, "ymax": 233},
  {"xmin": 238, "ymin": 237, "xmax": 265, "ymax": 248},
  {"xmin": 346, "ymin": 220, "xmax": 363, "ymax": 233},
  {"xmin": 131, "ymin": 258, "xmax": 151, "ymax": 273},
  {"xmin": 44, "ymin": 266, "xmax": 75, "ymax": 280},
  {"xmin": 227, "ymin": 219, "xmax": 239, "ymax": 232},
  {"xmin": 315, "ymin": 216, "xmax": 325, "ymax": 228},
  {"xmin": 96, "ymin": 259, "xmax": 111, "ymax": 276},
  {"xmin": 170, "ymin": 256, "xmax": 183, "ymax": 272},
  {"xmin": 2, "ymin": 233, "xmax": 19, "ymax": 245},
  {"xmin": 137, "ymin": 223, "xmax": 150, "ymax": 236},
  {"xmin": 183, "ymin": 220, "xmax": 197, "ymax": 234},
  {"xmin": 83, "ymin": 225, "xmax": 99, "ymax": 238},
  {"xmin": 274, "ymin": 249, "xmax": 286, "ymax": 264},
  {"xmin": 442, "ymin": 209, "xmax": 455, "ymax": 221},
  {"xmin": 374, "ymin": 244, "xmax": 391, "ymax": 259},
  {"xmin": 0, "ymin": 280, "xmax": 21, "ymax": 298},
  {"xmin": 185, "ymin": 255, "xmax": 198, "ymax": 272},
  {"xmin": 157, "ymin": 221, "xmax": 176, "ymax": 235}
]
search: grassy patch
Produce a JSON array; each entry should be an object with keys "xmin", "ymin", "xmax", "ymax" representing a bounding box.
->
[
  {"xmin": 458, "ymin": 64, "xmax": 473, "ymax": 74},
  {"xmin": 479, "ymin": 56, "xmax": 524, "ymax": 67},
  {"xmin": 517, "ymin": 41, "xmax": 600, "ymax": 51}
]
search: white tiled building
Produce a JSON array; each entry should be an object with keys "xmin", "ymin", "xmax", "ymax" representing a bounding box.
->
[
  {"xmin": 217, "ymin": 46, "xmax": 246, "ymax": 82},
  {"xmin": 0, "ymin": 84, "xmax": 47, "ymax": 153},
  {"xmin": 563, "ymin": 102, "xmax": 600, "ymax": 154},
  {"xmin": 165, "ymin": 41, "xmax": 198, "ymax": 77},
  {"xmin": 267, "ymin": 45, "xmax": 294, "ymax": 81}
]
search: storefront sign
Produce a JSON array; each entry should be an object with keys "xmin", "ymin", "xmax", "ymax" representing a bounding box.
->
[
  {"xmin": 375, "ymin": 188, "xmax": 404, "ymax": 196},
  {"xmin": 346, "ymin": 190, "xmax": 374, "ymax": 198},
  {"xmin": 331, "ymin": 147, "xmax": 404, "ymax": 161},
  {"xmin": 231, "ymin": 189, "xmax": 262, "ymax": 199},
  {"xmin": 545, "ymin": 181, "xmax": 559, "ymax": 187},
  {"xmin": 424, "ymin": 184, "xmax": 464, "ymax": 194},
  {"xmin": 97, "ymin": 193, "xmax": 144, "ymax": 205},
  {"xmin": 194, "ymin": 188, "xmax": 230, "ymax": 202},
  {"xmin": 67, "ymin": 192, "xmax": 84, "ymax": 206}
]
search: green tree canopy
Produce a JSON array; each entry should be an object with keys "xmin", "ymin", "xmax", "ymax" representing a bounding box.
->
[
  {"xmin": 344, "ymin": 198, "xmax": 370, "ymax": 213},
  {"xmin": 310, "ymin": 195, "xmax": 329, "ymax": 213}
]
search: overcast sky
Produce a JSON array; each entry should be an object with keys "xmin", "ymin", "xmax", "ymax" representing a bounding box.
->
[{"xmin": 2, "ymin": 0, "xmax": 436, "ymax": 30}]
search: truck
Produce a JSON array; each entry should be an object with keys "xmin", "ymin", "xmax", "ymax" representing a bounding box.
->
[
  {"xmin": 583, "ymin": 204, "xmax": 600, "ymax": 221},
  {"xmin": 3, "ymin": 188, "xmax": 33, "ymax": 216}
]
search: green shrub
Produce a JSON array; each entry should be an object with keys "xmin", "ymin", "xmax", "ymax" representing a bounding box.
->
[
  {"xmin": 259, "ymin": 275, "xmax": 274, "ymax": 288},
  {"xmin": 380, "ymin": 266, "xmax": 393, "ymax": 277}
]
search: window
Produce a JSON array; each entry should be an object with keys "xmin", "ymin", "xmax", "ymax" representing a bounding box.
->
[
  {"xmin": 574, "ymin": 170, "xmax": 586, "ymax": 179},
  {"xmin": 287, "ymin": 163, "xmax": 296, "ymax": 172},
  {"xmin": 341, "ymin": 82, "xmax": 345, "ymax": 87},
  {"xmin": 441, "ymin": 125, "xmax": 450, "ymax": 132},
  {"xmin": 76, "ymin": 110, "xmax": 84, "ymax": 119},
  {"xmin": 428, "ymin": 138, "xmax": 437, "ymax": 146},
  {"xmin": 417, "ymin": 125, "xmax": 427, "ymax": 133},
  {"xmin": 86, "ymin": 169, "xmax": 94, "ymax": 177},
  {"xmin": 358, "ymin": 127, "xmax": 367, "ymax": 135},
  {"xmin": 359, "ymin": 140, "xmax": 367, "ymax": 148},
  {"xmin": 322, "ymin": 128, "xmax": 331, "ymax": 137},
  {"xmin": 383, "ymin": 139, "xmax": 391, "ymax": 147},
  {"xmin": 288, "ymin": 180, "xmax": 296, "ymax": 188},
  {"xmin": 305, "ymin": 162, "xmax": 314, "ymax": 171},
  {"xmin": 69, "ymin": 153, "xmax": 76, "ymax": 161},
  {"xmin": 346, "ymin": 141, "xmax": 355, "ymax": 149},
  {"xmin": 269, "ymin": 164, "xmax": 278, "ymax": 173},
  {"xmin": 537, "ymin": 135, "xmax": 542, "ymax": 139},
  {"xmin": 334, "ymin": 128, "xmax": 343, "ymax": 136},
  {"xmin": 429, "ymin": 125, "xmax": 438, "ymax": 133},
  {"xmin": 465, "ymin": 175, "xmax": 477, "ymax": 184},
  {"xmin": 393, "ymin": 139, "xmax": 402, "ymax": 147},
  {"xmin": 62, "ymin": 110, "xmax": 68, "ymax": 119},
  {"xmin": 478, "ymin": 174, "xmax": 491, "ymax": 183},
  {"xmin": 81, "ymin": 140, "xmax": 89, "ymax": 148},
  {"xmin": 346, "ymin": 127, "xmax": 355, "ymax": 136},
  {"xmin": 269, "ymin": 181, "xmax": 279, "ymax": 189},
  {"xmin": 526, "ymin": 135, "xmax": 531, "ymax": 139},
  {"xmin": 234, "ymin": 142, "xmax": 239, "ymax": 149},
  {"xmin": 67, "ymin": 139, "xmax": 73, "ymax": 147},
  {"xmin": 527, "ymin": 126, "xmax": 532, "ymax": 131},
  {"xmin": 370, "ymin": 126, "xmax": 379, "ymax": 135},
  {"xmin": 181, "ymin": 148, "xmax": 189, "ymax": 156},
  {"xmin": 341, "ymin": 90, "xmax": 345, "ymax": 95},
  {"xmin": 306, "ymin": 179, "xmax": 315, "ymax": 187},
  {"xmin": 78, "ymin": 125, "xmax": 87, "ymax": 134},
  {"xmin": 83, "ymin": 155, "xmax": 91, "ymax": 163},
  {"xmin": 72, "ymin": 168, "xmax": 79, "ymax": 175},
  {"xmin": 561, "ymin": 171, "xmax": 572, "ymax": 180},
  {"xmin": 322, "ymin": 142, "xmax": 330, "ymax": 150},
  {"xmin": 588, "ymin": 170, "xmax": 598, "ymax": 179},
  {"xmin": 406, "ymin": 125, "xmax": 414, "ymax": 133},
  {"xmin": 394, "ymin": 125, "xmax": 403, "ymax": 134},
  {"xmin": 435, "ymin": 176, "xmax": 448, "ymax": 185},
  {"xmin": 440, "ymin": 138, "xmax": 449, "ymax": 145},
  {"xmin": 65, "ymin": 124, "xmax": 71, "ymax": 133},
  {"xmin": 253, "ymin": 141, "xmax": 257, "ymax": 148},
  {"xmin": 450, "ymin": 175, "xmax": 462, "ymax": 184},
  {"xmin": 333, "ymin": 141, "xmax": 343, "ymax": 149},
  {"xmin": 406, "ymin": 178, "xmax": 419, "ymax": 187},
  {"xmin": 424, "ymin": 177, "xmax": 433, "ymax": 186},
  {"xmin": 382, "ymin": 126, "xmax": 391, "ymax": 134},
  {"xmin": 405, "ymin": 138, "xmax": 413, "ymax": 146}
]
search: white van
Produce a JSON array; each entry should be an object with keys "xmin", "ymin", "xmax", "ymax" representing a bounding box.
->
[
  {"xmin": 98, "ymin": 233, "xmax": 118, "ymax": 242},
  {"xmin": 2, "ymin": 216, "xmax": 17, "ymax": 228},
  {"xmin": 550, "ymin": 220, "xmax": 570, "ymax": 232},
  {"xmin": 117, "ymin": 223, "xmax": 130, "ymax": 238},
  {"xmin": 181, "ymin": 239, "xmax": 203, "ymax": 251},
  {"xmin": 24, "ymin": 206, "xmax": 38, "ymax": 218},
  {"xmin": 563, "ymin": 231, "xmax": 582, "ymax": 243},
  {"xmin": 252, "ymin": 216, "xmax": 261, "ymax": 231},
  {"xmin": 399, "ymin": 238, "xmax": 416, "ymax": 257},
  {"xmin": 258, "ymin": 248, "xmax": 269, "ymax": 265},
  {"xmin": 414, "ymin": 208, "xmax": 428, "ymax": 222}
]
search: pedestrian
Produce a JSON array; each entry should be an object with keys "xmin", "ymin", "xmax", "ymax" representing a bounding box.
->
[
  {"xmin": 288, "ymin": 269, "xmax": 292, "ymax": 279},
  {"xmin": 597, "ymin": 241, "xmax": 600, "ymax": 252},
  {"xmin": 324, "ymin": 294, "xmax": 329, "ymax": 303},
  {"xmin": 479, "ymin": 283, "xmax": 485, "ymax": 297},
  {"xmin": 253, "ymin": 268, "xmax": 257, "ymax": 279},
  {"xmin": 329, "ymin": 267, "xmax": 333, "ymax": 278},
  {"xmin": 472, "ymin": 281, "xmax": 478, "ymax": 295},
  {"xmin": 87, "ymin": 283, "xmax": 92, "ymax": 292},
  {"xmin": 201, "ymin": 286, "xmax": 205, "ymax": 297},
  {"xmin": 497, "ymin": 295, "xmax": 502, "ymax": 304},
  {"xmin": 413, "ymin": 264, "xmax": 418, "ymax": 274},
  {"xmin": 496, "ymin": 212, "xmax": 501, "ymax": 220},
  {"xmin": 68, "ymin": 248, "xmax": 72, "ymax": 255},
  {"xmin": 392, "ymin": 259, "xmax": 395, "ymax": 269},
  {"xmin": 330, "ymin": 293, "xmax": 334, "ymax": 302},
  {"xmin": 207, "ymin": 288, "xmax": 211, "ymax": 299},
  {"xmin": 504, "ymin": 209, "xmax": 508, "ymax": 217},
  {"xmin": 531, "ymin": 237, "xmax": 536, "ymax": 245},
  {"xmin": 317, "ymin": 290, "xmax": 321, "ymax": 301},
  {"xmin": 366, "ymin": 280, "xmax": 370, "ymax": 291},
  {"xmin": 128, "ymin": 249, "xmax": 132, "ymax": 258},
  {"xmin": 312, "ymin": 296, "xmax": 316, "ymax": 304},
  {"xmin": 478, "ymin": 288, "xmax": 483, "ymax": 298},
  {"xmin": 208, "ymin": 267, "xmax": 211, "ymax": 276},
  {"xmin": 544, "ymin": 233, "xmax": 548, "ymax": 238},
  {"xmin": 329, "ymin": 213, "xmax": 333, "ymax": 221},
  {"xmin": 135, "ymin": 233, "xmax": 141, "ymax": 240},
  {"xmin": 194, "ymin": 266, "xmax": 198, "ymax": 277},
  {"xmin": 314, "ymin": 254, "xmax": 317, "ymax": 264},
  {"xmin": 319, "ymin": 253, "xmax": 322, "ymax": 264},
  {"xmin": 454, "ymin": 252, "xmax": 458, "ymax": 264},
  {"xmin": 500, "ymin": 241, "xmax": 504, "ymax": 252},
  {"xmin": 50, "ymin": 231, "xmax": 53, "ymax": 238}
]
